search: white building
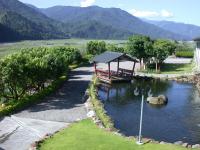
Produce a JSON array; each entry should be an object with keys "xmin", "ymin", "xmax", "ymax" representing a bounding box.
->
[{"xmin": 194, "ymin": 38, "xmax": 200, "ymax": 70}]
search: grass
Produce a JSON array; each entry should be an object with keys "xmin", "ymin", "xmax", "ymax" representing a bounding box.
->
[
  {"xmin": 141, "ymin": 63, "xmax": 194, "ymax": 75},
  {"xmin": 37, "ymin": 119, "xmax": 190, "ymax": 150},
  {"xmin": 160, "ymin": 63, "xmax": 194, "ymax": 74},
  {"xmin": 0, "ymin": 38, "xmax": 126, "ymax": 58}
]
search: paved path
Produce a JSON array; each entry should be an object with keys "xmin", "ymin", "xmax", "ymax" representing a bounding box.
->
[
  {"xmin": 164, "ymin": 57, "xmax": 192, "ymax": 64},
  {"xmin": 0, "ymin": 66, "xmax": 93, "ymax": 150}
]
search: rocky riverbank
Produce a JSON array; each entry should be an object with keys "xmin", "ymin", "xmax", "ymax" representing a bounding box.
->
[
  {"xmin": 169, "ymin": 73, "xmax": 200, "ymax": 93},
  {"xmin": 135, "ymin": 73, "xmax": 200, "ymax": 94}
]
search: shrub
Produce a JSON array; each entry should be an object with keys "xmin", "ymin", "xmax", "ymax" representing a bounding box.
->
[
  {"xmin": 106, "ymin": 44, "xmax": 125, "ymax": 53},
  {"xmin": 86, "ymin": 41, "xmax": 106, "ymax": 55},
  {"xmin": 175, "ymin": 51, "xmax": 194, "ymax": 58},
  {"xmin": 0, "ymin": 76, "xmax": 67, "ymax": 117},
  {"xmin": 0, "ymin": 47, "xmax": 81, "ymax": 102}
]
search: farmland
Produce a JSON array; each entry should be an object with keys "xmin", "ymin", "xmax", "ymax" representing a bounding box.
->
[{"xmin": 0, "ymin": 38, "xmax": 126, "ymax": 58}]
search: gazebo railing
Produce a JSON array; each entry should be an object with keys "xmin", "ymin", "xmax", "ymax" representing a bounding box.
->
[
  {"xmin": 96, "ymin": 68, "xmax": 133, "ymax": 79},
  {"xmin": 118, "ymin": 68, "xmax": 134, "ymax": 77}
]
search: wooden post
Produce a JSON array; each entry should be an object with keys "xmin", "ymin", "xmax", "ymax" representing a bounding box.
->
[
  {"xmin": 108, "ymin": 62, "xmax": 111, "ymax": 79},
  {"xmin": 117, "ymin": 58, "xmax": 120, "ymax": 76},
  {"xmin": 132, "ymin": 61, "xmax": 136, "ymax": 76},
  {"xmin": 94, "ymin": 62, "xmax": 97, "ymax": 75}
]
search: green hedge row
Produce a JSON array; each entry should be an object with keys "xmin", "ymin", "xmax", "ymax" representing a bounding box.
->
[
  {"xmin": 175, "ymin": 51, "xmax": 194, "ymax": 58},
  {"xmin": 89, "ymin": 77, "xmax": 115, "ymax": 130},
  {"xmin": 0, "ymin": 76, "xmax": 66, "ymax": 117},
  {"xmin": 0, "ymin": 47, "xmax": 81, "ymax": 102}
]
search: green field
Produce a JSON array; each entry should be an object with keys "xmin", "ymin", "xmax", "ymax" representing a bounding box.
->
[
  {"xmin": 0, "ymin": 38, "xmax": 126, "ymax": 58},
  {"xmin": 160, "ymin": 63, "xmax": 194, "ymax": 74}
]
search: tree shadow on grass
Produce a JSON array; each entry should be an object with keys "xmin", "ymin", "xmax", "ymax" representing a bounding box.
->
[{"xmin": 161, "ymin": 63, "xmax": 189, "ymax": 72}]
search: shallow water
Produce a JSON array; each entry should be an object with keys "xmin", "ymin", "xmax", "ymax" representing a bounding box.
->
[{"xmin": 97, "ymin": 79, "xmax": 200, "ymax": 144}]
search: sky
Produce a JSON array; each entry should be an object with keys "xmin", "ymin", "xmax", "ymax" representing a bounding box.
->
[{"xmin": 19, "ymin": 0, "xmax": 200, "ymax": 26}]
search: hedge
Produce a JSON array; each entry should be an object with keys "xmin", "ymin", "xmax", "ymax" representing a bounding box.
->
[
  {"xmin": 0, "ymin": 76, "xmax": 66, "ymax": 117},
  {"xmin": 175, "ymin": 51, "xmax": 194, "ymax": 58},
  {"xmin": 0, "ymin": 47, "xmax": 81, "ymax": 102}
]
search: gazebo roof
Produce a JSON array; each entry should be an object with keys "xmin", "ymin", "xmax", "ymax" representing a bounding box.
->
[
  {"xmin": 194, "ymin": 37, "xmax": 200, "ymax": 41},
  {"xmin": 92, "ymin": 51, "xmax": 138, "ymax": 63}
]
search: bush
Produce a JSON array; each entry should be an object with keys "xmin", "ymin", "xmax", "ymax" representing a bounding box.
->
[
  {"xmin": 175, "ymin": 51, "xmax": 194, "ymax": 58},
  {"xmin": 106, "ymin": 44, "xmax": 125, "ymax": 53},
  {"xmin": 0, "ymin": 47, "xmax": 81, "ymax": 102},
  {"xmin": 0, "ymin": 76, "xmax": 67, "ymax": 117},
  {"xmin": 86, "ymin": 41, "xmax": 106, "ymax": 55}
]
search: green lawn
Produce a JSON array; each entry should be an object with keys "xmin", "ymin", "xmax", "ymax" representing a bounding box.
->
[
  {"xmin": 160, "ymin": 63, "xmax": 194, "ymax": 74},
  {"xmin": 37, "ymin": 119, "xmax": 190, "ymax": 150},
  {"xmin": 142, "ymin": 63, "xmax": 194, "ymax": 75},
  {"xmin": 0, "ymin": 38, "xmax": 126, "ymax": 58}
]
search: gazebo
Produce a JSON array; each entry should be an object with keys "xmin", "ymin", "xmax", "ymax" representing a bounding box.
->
[{"xmin": 92, "ymin": 51, "xmax": 138, "ymax": 84}]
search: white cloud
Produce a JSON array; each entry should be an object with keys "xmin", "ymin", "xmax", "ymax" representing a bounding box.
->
[
  {"xmin": 81, "ymin": 0, "xmax": 95, "ymax": 7},
  {"xmin": 129, "ymin": 9, "xmax": 159, "ymax": 18},
  {"xmin": 129, "ymin": 9, "xmax": 174, "ymax": 18},
  {"xmin": 161, "ymin": 9, "xmax": 173, "ymax": 17}
]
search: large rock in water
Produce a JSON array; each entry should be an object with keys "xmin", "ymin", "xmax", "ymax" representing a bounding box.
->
[{"xmin": 147, "ymin": 95, "xmax": 168, "ymax": 105}]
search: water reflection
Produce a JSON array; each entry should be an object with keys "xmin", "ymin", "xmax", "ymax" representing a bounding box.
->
[
  {"xmin": 97, "ymin": 79, "xmax": 200, "ymax": 144},
  {"xmin": 98, "ymin": 78, "xmax": 171, "ymax": 105}
]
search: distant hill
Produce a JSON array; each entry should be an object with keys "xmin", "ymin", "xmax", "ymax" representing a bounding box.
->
[
  {"xmin": 0, "ymin": 23, "xmax": 21, "ymax": 42},
  {"xmin": 0, "ymin": 0, "xmax": 69, "ymax": 42},
  {"xmin": 41, "ymin": 6, "xmax": 188, "ymax": 40},
  {"xmin": 64, "ymin": 20, "xmax": 133, "ymax": 39},
  {"xmin": 145, "ymin": 20, "xmax": 200, "ymax": 40},
  {"xmin": 0, "ymin": 0, "xmax": 193, "ymax": 42}
]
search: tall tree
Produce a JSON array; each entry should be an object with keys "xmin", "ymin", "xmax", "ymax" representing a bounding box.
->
[
  {"xmin": 126, "ymin": 35, "xmax": 153, "ymax": 69},
  {"xmin": 86, "ymin": 41, "xmax": 106, "ymax": 55},
  {"xmin": 153, "ymin": 39, "xmax": 176, "ymax": 72}
]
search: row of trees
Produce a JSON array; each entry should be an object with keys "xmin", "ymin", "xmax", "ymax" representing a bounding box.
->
[
  {"xmin": 127, "ymin": 35, "xmax": 176, "ymax": 71},
  {"xmin": 86, "ymin": 35, "xmax": 177, "ymax": 72},
  {"xmin": 0, "ymin": 47, "xmax": 81, "ymax": 101},
  {"xmin": 86, "ymin": 41, "xmax": 125, "ymax": 55}
]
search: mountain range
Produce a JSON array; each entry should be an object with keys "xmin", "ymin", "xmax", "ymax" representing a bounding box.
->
[
  {"xmin": 0, "ymin": 0, "xmax": 199, "ymax": 42},
  {"xmin": 145, "ymin": 20, "xmax": 200, "ymax": 40}
]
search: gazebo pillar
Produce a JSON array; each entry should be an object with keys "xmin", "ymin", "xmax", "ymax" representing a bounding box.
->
[
  {"xmin": 132, "ymin": 62, "xmax": 136, "ymax": 76},
  {"xmin": 108, "ymin": 62, "xmax": 111, "ymax": 79},
  {"xmin": 117, "ymin": 58, "xmax": 120, "ymax": 76}
]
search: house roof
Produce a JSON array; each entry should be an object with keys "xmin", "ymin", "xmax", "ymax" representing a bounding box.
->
[
  {"xmin": 92, "ymin": 51, "xmax": 138, "ymax": 63},
  {"xmin": 194, "ymin": 37, "xmax": 200, "ymax": 41}
]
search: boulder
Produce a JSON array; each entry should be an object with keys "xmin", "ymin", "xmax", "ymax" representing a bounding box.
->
[
  {"xmin": 182, "ymin": 143, "xmax": 188, "ymax": 147},
  {"xmin": 87, "ymin": 110, "xmax": 95, "ymax": 118},
  {"xmin": 160, "ymin": 141, "xmax": 167, "ymax": 144},
  {"xmin": 192, "ymin": 144, "xmax": 200, "ymax": 149},
  {"xmin": 147, "ymin": 95, "xmax": 168, "ymax": 105},
  {"xmin": 174, "ymin": 141, "xmax": 183, "ymax": 145}
]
